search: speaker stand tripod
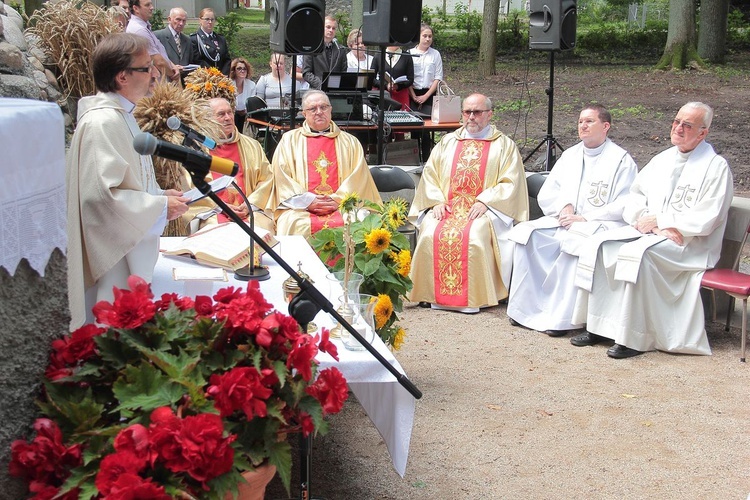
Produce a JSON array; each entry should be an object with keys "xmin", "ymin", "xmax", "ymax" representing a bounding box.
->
[{"xmin": 524, "ymin": 51, "xmax": 565, "ymax": 171}]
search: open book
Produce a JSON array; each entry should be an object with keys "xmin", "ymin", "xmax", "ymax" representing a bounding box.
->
[{"xmin": 162, "ymin": 222, "xmax": 278, "ymax": 270}]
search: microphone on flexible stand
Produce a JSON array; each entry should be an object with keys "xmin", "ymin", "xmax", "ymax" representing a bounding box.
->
[
  {"xmin": 229, "ymin": 179, "xmax": 270, "ymax": 282},
  {"xmin": 166, "ymin": 115, "xmax": 217, "ymax": 150},
  {"xmin": 133, "ymin": 133, "xmax": 238, "ymax": 177}
]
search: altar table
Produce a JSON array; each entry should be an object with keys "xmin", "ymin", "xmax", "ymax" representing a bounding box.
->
[{"xmin": 153, "ymin": 235, "xmax": 415, "ymax": 476}]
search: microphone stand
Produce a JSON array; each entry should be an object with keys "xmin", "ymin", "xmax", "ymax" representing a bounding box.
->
[
  {"xmin": 230, "ymin": 179, "xmax": 270, "ymax": 281},
  {"xmin": 184, "ymin": 168, "xmax": 422, "ymax": 499}
]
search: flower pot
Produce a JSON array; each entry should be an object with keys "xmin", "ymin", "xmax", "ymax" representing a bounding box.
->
[{"xmin": 226, "ymin": 464, "xmax": 277, "ymax": 500}]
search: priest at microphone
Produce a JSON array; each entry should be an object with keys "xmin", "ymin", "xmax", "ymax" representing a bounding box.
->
[{"xmin": 66, "ymin": 33, "xmax": 189, "ymax": 330}]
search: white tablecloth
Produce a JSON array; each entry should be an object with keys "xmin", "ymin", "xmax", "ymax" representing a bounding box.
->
[
  {"xmin": 153, "ymin": 235, "xmax": 415, "ymax": 476},
  {"xmin": 0, "ymin": 98, "xmax": 66, "ymax": 275}
]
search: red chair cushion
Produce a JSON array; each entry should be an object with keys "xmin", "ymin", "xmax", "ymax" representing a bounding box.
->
[{"xmin": 702, "ymin": 268, "xmax": 750, "ymax": 297}]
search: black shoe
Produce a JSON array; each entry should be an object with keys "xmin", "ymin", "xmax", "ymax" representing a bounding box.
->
[
  {"xmin": 418, "ymin": 301, "xmax": 431, "ymax": 308},
  {"xmin": 607, "ymin": 344, "xmax": 645, "ymax": 359},
  {"xmin": 570, "ymin": 332, "xmax": 607, "ymax": 347},
  {"xmin": 543, "ymin": 329, "xmax": 568, "ymax": 338},
  {"xmin": 508, "ymin": 317, "xmax": 520, "ymax": 326}
]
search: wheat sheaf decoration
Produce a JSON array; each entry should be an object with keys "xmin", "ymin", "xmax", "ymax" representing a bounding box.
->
[
  {"xmin": 135, "ymin": 83, "xmax": 224, "ymax": 236},
  {"xmin": 26, "ymin": 0, "xmax": 121, "ymax": 100},
  {"xmin": 184, "ymin": 67, "xmax": 237, "ymax": 109}
]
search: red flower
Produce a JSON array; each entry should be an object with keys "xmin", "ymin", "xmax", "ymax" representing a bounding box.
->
[
  {"xmin": 106, "ymin": 473, "xmax": 171, "ymax": 500},
  {"xmin": 257, "ymin": 311, "xmax": 302, "ymax": 350},
  {"xmin": 287, "ymin": 334, "xmax": 319, "ymax": 381},
  {"xmin": 113, "ymin": 424, "xmax": 154, "ymax": 468},
  {"xmin": 127, "ymin": 275, "xmax": 154, "ymax": 298},
  {"xmin": 9, "ymin": 419, "xmax": 82, "ymax": 485},
  {"xmin": 306, "ymin": 367, "xmax": 348, "ymax": 415},
  {"xmin": 193, "ymin": 295, "xmax": 214, "ymax": 316},
  {"xmin": 50, "ymin": 324, "xmax": 105, "ymax": 366},
  {"xmin": 315, "ymin": 327, "xmax": 339, "ymax": 361},
  {"xmin": 28, "ymin": 483, "xmax": 80, "ymax": 500},
  {"xmin": 95, "ymin": 451, "xmax": 146, "ymax": 496},
  {"xmin": 298, "ymin": 412, "xmax": 315, "ymax": 437},
  {"xmin": 207, "ymin": 367, "xmax": 276, "ymax": 419},
  {"xmin": 212, "ymin": 286, "xmax": 242, "ymax": 305},
  {"xmin": 154, "ymin": 293, "xmax": 195, "ymax": 312},
  {"xmin": 93, "ymin": 287, "xmax": 156, "ymax": 328},
  {"xmin": 149, "ymin": 408, "xmax": 236, "ymax": 488}
]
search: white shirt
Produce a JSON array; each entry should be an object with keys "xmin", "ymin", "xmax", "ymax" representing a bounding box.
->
[{"xmin": 409, "ymin": 47, "xmax": 443, "ymax": 89}]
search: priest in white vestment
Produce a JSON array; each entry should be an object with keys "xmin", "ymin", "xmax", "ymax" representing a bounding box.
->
[
  {"xmin": 67, "ymin": 34, "xmax": 189, "ymax": 329},
  {"xmin": 507, "ymin": 104, "xmax": 637, "ymax": 335},
  {"xmin": 408, "ymin": 93, "xmax": 529, "ymax": 313},
  {"xmin": 270, "ymin": 90, "xmax": 381, "ymax": 236},
  {"xmin": 570, "ymin": 102, "xmax": 733, "ymax": 358}
]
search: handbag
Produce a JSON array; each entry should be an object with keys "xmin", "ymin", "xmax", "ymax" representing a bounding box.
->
[{"xmin": 431, "ymin": 81, "xmax": 462, "ymax": 124}]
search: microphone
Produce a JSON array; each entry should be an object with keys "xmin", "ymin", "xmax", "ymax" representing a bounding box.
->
[
  {"xmin": 166, "ymin": 115, "xmax": 217, "ymax": 150},
  {"xmin": 133, "ymin": 133, "xmax": 238, "ymax": 177}
]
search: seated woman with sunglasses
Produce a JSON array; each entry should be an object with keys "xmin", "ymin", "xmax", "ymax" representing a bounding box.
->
[{"xmin": 230, "ymin": 58, "xmax": 256, "ymax": 132}]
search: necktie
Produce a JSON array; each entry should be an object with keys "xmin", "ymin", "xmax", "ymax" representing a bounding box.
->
[
  {"xmin": 325, "ymin": 43, "xmax": 332, "ymax": 60},
  {"xmin": 174, "ymin": 33, "xmax": 181, "ymax": 55}
]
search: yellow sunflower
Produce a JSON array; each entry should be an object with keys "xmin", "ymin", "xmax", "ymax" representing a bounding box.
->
[
  {"xmin": 365, "ymin": 228, "xmax": 392, "ymax": 254},
  {"xmin": 383, "ymin": 198, "xmax": 408, "ymax": 229},
  {"xmin": 374, "ymin": 294, "xmax": 393, "ymax": 329},
  {"xmin": 339, "ymin": 192, "xmax": 361, "ymax": 213},
  {"xmin": 392, "ymin": 327, "xmax": 406, "ymax": 350},
  {"xmin": 395, "ymin": 249, "xmax": 411, "ymax": 277}
]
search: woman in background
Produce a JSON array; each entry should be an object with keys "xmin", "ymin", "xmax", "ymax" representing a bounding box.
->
[
  {"xmin": 230, "ymin": 58, "xmax": 256, "ymax": 132},
  {"xmin": 255, "ymin": 53, "xmax": 309, "ymax": 108},
  {"xmin": 409, "ymin": 23, "xmax": 444, "ymax": 161},
  {"xmin": 371, "ymin": 45, "xmax": 413, "ymax": 110},
  {"xmin": 346, "ymin": 29, "xmax": 373, "ymax": 72}
]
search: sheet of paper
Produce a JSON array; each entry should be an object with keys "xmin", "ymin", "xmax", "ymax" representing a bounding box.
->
[
  {"xmin": 172, "ymin": 267, "xmax": 228, "ymax": 281},
  {"xmin": 184, "ymin": 176, "xmax": 235, "ymax": 204}
]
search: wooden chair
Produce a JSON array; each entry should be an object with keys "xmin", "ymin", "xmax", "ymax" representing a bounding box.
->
[{"xmin": 701, "ymin": 222, "xmax": 750, "ymax": 362}]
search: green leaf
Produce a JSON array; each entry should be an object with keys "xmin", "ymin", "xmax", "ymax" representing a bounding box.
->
[
  {"xmin": 40, "ymin": 383, "xmax": 105, "ymax": 434},
  {"xmin": 112, "ymin": 364, "xmax": 186, "ymax": 414},
  {"xmin": 267, "ymin": 438, "xmax": 293, "ymax": 494}
]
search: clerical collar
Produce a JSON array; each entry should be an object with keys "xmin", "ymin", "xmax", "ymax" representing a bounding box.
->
[
  {"xmin": 465, "ymin": 125, "xmax": 492, "ymax": 139},
  {"xmin": 216, "ymin": 130, "xmax": 235, "ymax": 144},
  {"xmin": 312, "ymin": 127, "xmax": 331, "ymax": 134},
  {"xmin": 113, "ymin": 92, "xmax": 136, "ymax": 113},
  {"xmin": 583, "ymin": 138, "xmax": 608, "ymax": 157}
]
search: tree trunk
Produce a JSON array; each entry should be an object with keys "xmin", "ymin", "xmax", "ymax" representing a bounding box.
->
[
  {"xmin": 698, "ymin": 0, "xmax": 729, "ymax": 64},
  {"xmin": 264, "ymin": 0, "xmax": 270, "ymax": 22},
  {"xmin": 656, "ymin": 0, "xmax": 703, "ymax": 70},
  {"xmin": 478, "ymin": 0, "xmax": 501, "ymax": 77}
]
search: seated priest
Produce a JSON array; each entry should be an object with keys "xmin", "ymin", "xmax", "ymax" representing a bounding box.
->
[
  {"xmin": 271, "ymin": 89, "xmax": 381, "ymax": 236},
  {"xmin": 506, "ymin": 104, "xmax": 638, "ymax": 336},
  {"xmin": 570, "ymin": 102, "xmax": 733, "ymax": 359},
  {"xmin": 187, "ymin": 97, "xmax": 275, "ymax": 232},
  {"xmin": 408, "ymin": 93, "xmax": 529, "ymax": 313}
]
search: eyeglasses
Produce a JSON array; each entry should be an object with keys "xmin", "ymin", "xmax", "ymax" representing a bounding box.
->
[
  {"xmin": 672, "ymin": 119, "xmax": 705, "ymax": 131},
  {"xmin": 461, "ymin": 109, "xmax": 491, "ymax": 117},
  {"xmin": 236, "ymin": 67, "xmax": 247, "ymax": 71},
  {"xmin": 201, "ymin": 17, "xmax": 216, "ymax": 22},
  {"xmin": 127, "ymin": 66, "xmax": 152, "ymax": 73},
  {"xmin": 304, "ymin": 104, "xmax": 332, "ymax": 114}
]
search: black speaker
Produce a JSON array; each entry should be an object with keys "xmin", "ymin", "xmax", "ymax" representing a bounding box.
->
[
  {"xmin": 362, "ymin": 0, "xmax": 422, "ymax": 46},
  {"xmin": 528, "ymin": 0, "xmax": 577, "ymax": 51},
  {"xmin": 269, "ymin": 0, "xmax": 325, "ymax": 54}
]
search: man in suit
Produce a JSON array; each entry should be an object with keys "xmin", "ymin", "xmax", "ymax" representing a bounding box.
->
[
  {"xmin": 154, "ymin": 7, "xmax": 193, "ymax": 76},
  {"xmin": 190, "ymin": 8, "xmax": 231, "ymax": 75},
  {"xmin": 302, "ymin": 15, "xmax": 347, "ymax": 89}
]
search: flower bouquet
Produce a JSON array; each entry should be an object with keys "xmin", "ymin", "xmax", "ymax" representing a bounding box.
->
[
  {"xmin": 309, "ymin": 195, "xmax": 413, "ymax": 349},
  {"xmin": 9, "ymin": 276, "xmax": 348, "ymax": 499}
]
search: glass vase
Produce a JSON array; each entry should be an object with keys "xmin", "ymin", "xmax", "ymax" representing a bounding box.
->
[
  {"xmin": 342, "ymin": 293, "xmax": 377, "ymax": 351},
  {"xmin": 326, "ymin": 272, "xmax": 364, "ymax": 338}
]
